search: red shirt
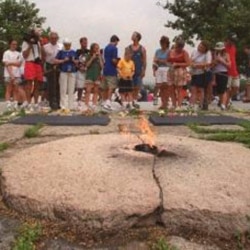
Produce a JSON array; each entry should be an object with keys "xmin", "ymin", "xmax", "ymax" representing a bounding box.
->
[{"xmin": 225, "ymin": 44, "xmax": 239, "ymax": 77}]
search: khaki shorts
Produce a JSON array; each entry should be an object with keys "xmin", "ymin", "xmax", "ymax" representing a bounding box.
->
[
  {"xmin": 4, "ymin": 77, "xmax": 22, "ymax": 85},
  {"xmin": 227, "ymin": 76, "xmax": 240, "ymax": 88},
  {"xmin": 100, "ymin": 76, "xmax": 117, "ymax": 90}
]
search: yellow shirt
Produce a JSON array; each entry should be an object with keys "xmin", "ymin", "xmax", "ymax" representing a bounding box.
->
[{"xmin": 117, "ymin": 58, "xmax": 135, "ymax": 79}]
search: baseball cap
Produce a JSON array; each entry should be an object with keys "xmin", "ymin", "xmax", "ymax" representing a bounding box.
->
[{"xmin": 63, "ymin": 38, "xmax": 71, "ymax": 44}]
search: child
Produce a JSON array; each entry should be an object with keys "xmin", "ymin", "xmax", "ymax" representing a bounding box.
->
[
  {"xmin": 117, "ymin": 49, "xmax": 135, "ymax": 110},
  {"xmin": 85, "ymin": 43, "xmax": 104, "ymax": 110}
]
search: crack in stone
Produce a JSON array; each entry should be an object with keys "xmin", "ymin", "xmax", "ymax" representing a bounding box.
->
[{"xmin": 151, "ymin": 156, "xmax": 164, "ymax": 226}]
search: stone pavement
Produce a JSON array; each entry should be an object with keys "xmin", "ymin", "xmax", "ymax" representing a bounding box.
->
[
  {"xmin": 1, "ymin": 99, "xmax": 250, "ymax": 250},
  {"xmin": 0, "ymin": 99, "xmax": 250, "ymax": 115}
]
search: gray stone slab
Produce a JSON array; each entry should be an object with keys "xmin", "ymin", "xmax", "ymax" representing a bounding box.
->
[
  {"xmin": 11, "ymin": 115, "xmax": 110, "ymax": 126},
  {"xmin": 149, "ymin": 115, "xmax": 247, "ymax": 126}
]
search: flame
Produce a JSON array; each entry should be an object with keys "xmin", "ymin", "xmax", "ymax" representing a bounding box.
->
[
  {"xmin": 137, "ymin": 115, "xmax": 156, "ymax": 147},
  {"xmin": 118, "ymin": 115, "xmax": 156, "ymax": 147}
]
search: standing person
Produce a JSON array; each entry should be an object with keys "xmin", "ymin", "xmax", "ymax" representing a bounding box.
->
[
  {"xmin": 54, "ymin": 38, "xmax": 77, "ymax": 112},
  {"xmin": 85, "ymin": 43, "xmax": 104, "ymax": 110},
  {"xmin": 167, "ymin": 38, "xmax": 190, "ymax": 109},
  {"xmin": 225, "ymin": 33, "xmax": 240, "ymax": 106},
  {"xmin": 117, "ymin": 49, "xmax": 135, "ymax": 110},
  {"xmin": 190, "ymin": 40, "xmax": 212, "ymax": 110},
  {"xmin": 126, "ymin": 31, "xmax": 147, "ymax": 109},
  {"xmin": 22, "ymin": 27, "xmax": 44, "ymax": 110},
  {"xmin": 75, "ymin": 37, "xmax": 89, "ymax": 109},
  {"xmin": 2, "ymin": 39, "xmax": 27, "ymax": 110},
  {"xmin": 101, "ymin": 35, "xmax": 120, "ymax": 110},
  {"xmin": 243, "ymin": 45, "xmax": 250, "ymax": 102},
  {"xmin": 152, "ymin": 35, "xmax": 170, "ymax": 109},
  {"xmin": 212, "ymin": 42, "xmax": 231, "ymax": 110},
  {"xmin": 43, "ymin": 31, "xmax": 62, "ymax": 110}
]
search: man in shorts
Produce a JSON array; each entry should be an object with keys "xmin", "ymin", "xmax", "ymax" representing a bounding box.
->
[{"xmin": 101, "ymin": 35, "xmax": 120, "ymax": 110}]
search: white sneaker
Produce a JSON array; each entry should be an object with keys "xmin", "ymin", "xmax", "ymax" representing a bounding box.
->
[
  {"xmin": 20, "ymin": 101, "xmax": 29, "ymax": 109},
  {"xmin": 6, "ymin": 101, "xmax": 12, "ymax": 111},
  {"xmin": 221, "ymin": 104, "xmax": 226, "ymax": 110}
]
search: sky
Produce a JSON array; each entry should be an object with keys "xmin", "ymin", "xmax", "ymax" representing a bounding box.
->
[{"xmin": 31, "ymin": 0, "xmax": 181, "ymax": 83}]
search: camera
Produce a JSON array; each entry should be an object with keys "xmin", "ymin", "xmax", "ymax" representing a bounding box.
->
[
  {"xmin": 34, "ymin": 57, "xmax": 42, "ymax": 64},
  {"xmin": 23, "ymin": 31, "xmax": 39, "ymax": 44}
]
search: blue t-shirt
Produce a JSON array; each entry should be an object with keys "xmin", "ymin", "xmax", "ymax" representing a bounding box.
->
[
  {"xmin": 155, "ymin": 48, "xmax": 169, "ymax": 67},
  {"xmin": 56, "ymin": 49, "xmax": 77, "ymax": 73},
  {"xmin": 103, "ymin": 44, "xmax": 118, "ymax": 76}
]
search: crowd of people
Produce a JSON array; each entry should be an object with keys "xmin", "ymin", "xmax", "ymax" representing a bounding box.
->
[{"xmin": 2, "ymin": 27, "xmax": 250, "ymax": 113}]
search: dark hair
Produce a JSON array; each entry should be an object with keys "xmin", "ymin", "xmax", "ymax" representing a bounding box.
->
[
  {"xmin": 134, "ymin": 31, "xmax": 142, "ymax": 41},
  {"xmin": 175, "ymin": 38, "xmax": 185, "ymax": 49},
  {"xmin": 110, "ymin": 35, "xmax": 119, "ymax": 42},
  {"xmin": 227, "ymin": 32, "xmax": 237, "ymax": 43},
  {"xmin": 160, "ymin": 36, "xmax": 170, "ymax": 47},
  {"xmin": 200, "ymin": 40, "xmax": 210, "ymax": 52},
  {"xmin": 8, "ymin": 39, "xmax": 16, "ymax": 45},
  {"xmin": 90, "ymin": 43, "xmax": 98, "ymax": 54},
  {"xmin": 79, "ymin": 37, "xmax": 87, "ymax": 43}
]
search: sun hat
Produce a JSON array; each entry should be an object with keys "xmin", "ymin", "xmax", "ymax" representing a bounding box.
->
[
  {"xmin": 214, "ymin": 42, "xmax": 225, "ymax": 50},
  {"xmin": 63, "ymin": 38, "xmax": 71, "ymax": 44}
]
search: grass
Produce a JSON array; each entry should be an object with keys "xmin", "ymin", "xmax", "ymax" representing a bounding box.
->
[
  {"xmin": 152, "ymin": 237, "xmax": 178, "ymax": 250},
  {"xmin": 12, "ymin": 223, "xmax": 42, "ymax": 250},
  {"xmin": 188, "ymin": 121, "xmax": 250, "ymax": 148},
  {"xmin": 24, "ymin": 123, "xmax": 44, "ymax": 138},
  {"xmin": 0, "ymin": 142, "xmax": 9, "ymax": 152}
]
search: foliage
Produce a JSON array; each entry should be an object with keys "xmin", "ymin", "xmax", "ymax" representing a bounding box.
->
[
  {"xmin": 160, "ymin": 0, "xmax": 250, "ymax": 72},
  {"xmin": 0, "ymin": 142, "xmax": 9, "ymax": 151},
  {"xmin": 188, "ymin": 121, "xmax": 250, "ymax": 148},
  {"xmin": 0, "ymin": 0, "xmax": 46, "ymax": 57},
  {"xmin": 24, "ymin": 123, "xmax": 44, "ymax": 138},
  {"xmin": 12, "ymin": 223, "xmax": 42, "ymax": 250},
  {"xmin": 152, "ymin": 237, "xmax": 178, "ymax": 250}
]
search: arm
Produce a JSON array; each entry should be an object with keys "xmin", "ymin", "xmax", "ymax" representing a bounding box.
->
[
  {"xmin": 22, "ymin": 41, "xmax": 32, "ymax": 59},
  {"xmin": 141, "ymin": 46, "xmax": 147, "ymax": 78}
]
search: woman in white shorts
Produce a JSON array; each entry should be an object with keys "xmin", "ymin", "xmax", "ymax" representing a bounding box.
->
[{"xmin": 153, "ymin": 36, "xmax": 170, "ymax": 109}]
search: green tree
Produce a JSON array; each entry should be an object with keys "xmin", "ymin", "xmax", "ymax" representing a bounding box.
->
[
  {"xmin": 159, "ymin": 0, "xmax": 250, "ymax": 72},
  {"xmin": 0, "ymin": 0, "xmax": 46, "ymax": 55}
]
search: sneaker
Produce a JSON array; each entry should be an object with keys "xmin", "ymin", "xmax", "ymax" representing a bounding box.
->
[
  {"xmin": 126, "ymin": 103, "xmax": 132, "ymax": 111},
  {"xmin": 132, "ymin": 102, "xmax": 140, "ymax": 109},
  {"xmin": 20, "ymin": 101, "xmax": 28, "ymax": 109},
  {"xmin": 114, "ymin": 96, "xmax": 122, "ymax": 106},
  {"xmin": 6, "ymin": 101, "xmax": 12, "ymax": 111},
  {"xmin": 153, "ymin": 97, "xmax": 158, "ymax": 106},
  {"xmin": 102, "ymin": 103, "xmax": 112, "ymax": 110},
  {"xmin": 220, "ymin": 104, "xmax": 226, "ymax": 110},
  {"xmin": 89, "ymin": 104, "xmax": 97, "ymax": 111}
]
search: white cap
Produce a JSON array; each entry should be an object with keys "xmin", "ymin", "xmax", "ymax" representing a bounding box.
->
[{"xmin": 63, "ymin": 38, "xmax": 71, "ymax": 44}]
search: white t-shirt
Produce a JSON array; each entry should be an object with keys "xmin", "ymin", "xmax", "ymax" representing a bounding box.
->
[
  {"xmin": 21, "ymin": 41, "xmax": 41, "ymax": 61},
  {"xmin": 2, "ymin": 50, "xmax": 22, "ymax": 77},
  {"xmin": 191, "ymin": 49, "xmax": 212, "ymax": 75},
  {"xmin": 44, "ymin": 42, "xmax": 63, "ymax": 64}
]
